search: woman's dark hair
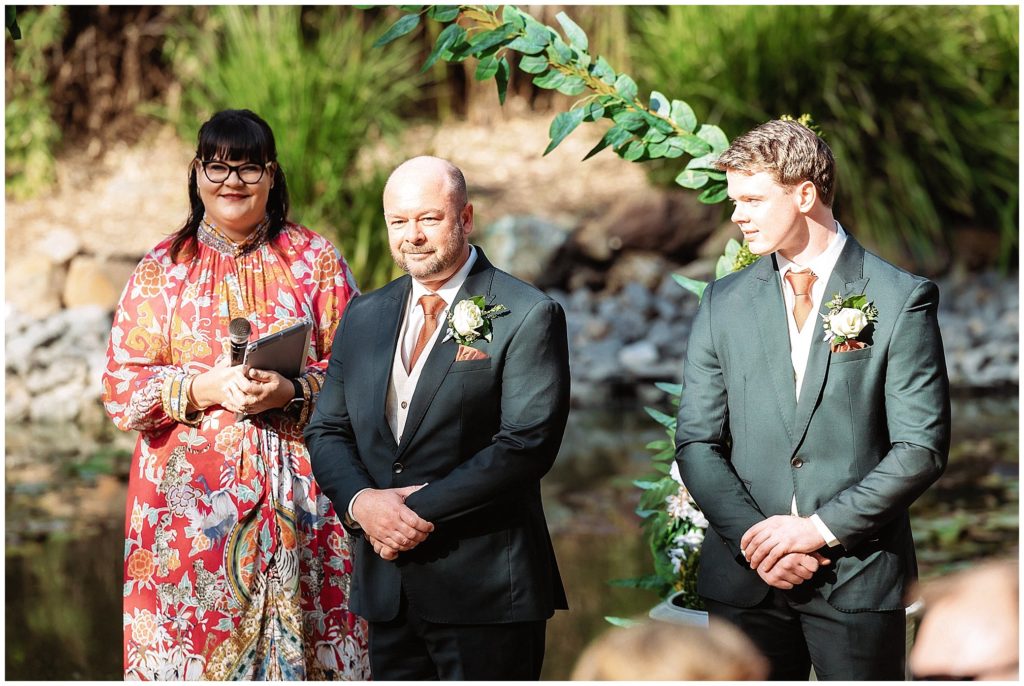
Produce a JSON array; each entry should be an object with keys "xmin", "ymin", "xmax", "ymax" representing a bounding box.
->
[{"xmin": 169, "ymin": 109, "xmax": 290, "ymax": 261}]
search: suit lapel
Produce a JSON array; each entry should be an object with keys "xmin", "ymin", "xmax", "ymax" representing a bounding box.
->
[
  {"xmin": 790, "ymin": 235, "xmax": 869, "ymax": 453},
  {"xmin": 373, "ymin": 277, "xmax": 410, "ymax": 452},
  {"xmin": 395, "ymin": 249, "xmax": 497, "ymax": 460},
  {"xmin": 751, "ymin": 255, "xmax": 797, "ymax": 441}
]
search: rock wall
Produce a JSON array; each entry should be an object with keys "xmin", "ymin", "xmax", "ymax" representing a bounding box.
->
[{"xmin": 5, "ymin": 262, "xmax": 1017, "ymax": 425}]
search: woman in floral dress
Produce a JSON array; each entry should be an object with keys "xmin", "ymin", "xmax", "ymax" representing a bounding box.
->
[{"xmin": 102, "ymin": 109, "xmax": 370, "ymax": 679}]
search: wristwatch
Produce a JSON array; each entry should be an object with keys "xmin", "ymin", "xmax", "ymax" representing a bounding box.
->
[{"xmin": 283, "ymin": 378, "xmax": 305, "ymax": 417}]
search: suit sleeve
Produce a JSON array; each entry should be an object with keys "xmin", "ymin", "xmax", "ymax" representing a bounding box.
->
[
  {"xmin": 304, "ymin": 301, "xmax": 377, "ymax": 533},
  {"xmin": 403, "ymin": 299, "xmax": 571, "ymax": 522},
  {"xmin": 814, "ymin": 279, "xmax": 950, "ymax": 549},
  {"xmin": 675, "ymin": 280, "xmax": 766, "ymax": 560}
]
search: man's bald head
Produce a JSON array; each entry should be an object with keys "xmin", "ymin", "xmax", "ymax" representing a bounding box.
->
[
  {"xmin": 384, "ymin": 156, "xmax": 468, "ymax": 210},
  {"xmin": 382, "ymin": 156, "xmax": 474, "ymax": 289}
]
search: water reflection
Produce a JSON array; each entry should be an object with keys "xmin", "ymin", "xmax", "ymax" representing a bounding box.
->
[{"xmin": 5, "ymin": 394, "xmax": 1017, "ymax": 680}]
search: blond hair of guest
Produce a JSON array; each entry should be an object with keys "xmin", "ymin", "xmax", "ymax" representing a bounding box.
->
[{"xmin": 571, "ymin": 619, "xmax": 769, "ymax": 681}]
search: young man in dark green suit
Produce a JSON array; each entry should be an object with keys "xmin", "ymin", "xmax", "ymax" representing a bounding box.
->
[
  {"xmin": 306, "ymin": 157, "xmax": 569, "ymax": 680},
  {"xmin": 675, "ymin": 120, "xmax": 950, "ymax": 679}
]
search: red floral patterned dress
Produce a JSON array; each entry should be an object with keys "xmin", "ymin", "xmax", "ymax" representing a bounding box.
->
[{"xmin": 102, "ymin": 220, "xmax": 370, "ymax": 680}]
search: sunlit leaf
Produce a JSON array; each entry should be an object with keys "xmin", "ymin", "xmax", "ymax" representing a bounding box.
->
[
  {"xmin": 373, "ymin": 12, "xmax": 420, "ymax": 48},
  {"xmin": 544, "ymin": 107, "xmax": 586, "ymax": 155}
]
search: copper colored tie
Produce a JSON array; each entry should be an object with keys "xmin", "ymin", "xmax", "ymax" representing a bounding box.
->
[
  {"xmin": 785, "ymin": 269, "xmax": 817, "ymax": 331},
  {"xmin": 409, "ymin": 295, "xmax": 446, "ymax": 370}
]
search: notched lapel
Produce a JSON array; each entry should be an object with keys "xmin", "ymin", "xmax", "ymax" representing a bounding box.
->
[
  {"xmin": 751, "ymin": 256, "xmax": 796, "ymax": 440},
  {"xmin": 396, "ymin": 248, "xmax": 497, "ymax": 458},
  {"xmin": 790, "ymin": 235, "xmax": 869, "ymax": 453},
  {"xmin": 373, "ymin": 280, "xmax": 409, "ymax": 452}
]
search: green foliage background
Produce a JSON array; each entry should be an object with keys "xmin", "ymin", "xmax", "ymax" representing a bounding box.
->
[
  {"xmin": 5, "ymin": 5, "xmax": 1019, "ymax": 277},
  {"xmin": 161, "ymin": 6, "xmax": 424, "ymax": 290},
  {"xmin": 630, "ymin": 5, "xmax": 1019, "ymax": 266},
  {"xmin": 5, "ymin": 6, "xmax": 64, "ymax": 200}
]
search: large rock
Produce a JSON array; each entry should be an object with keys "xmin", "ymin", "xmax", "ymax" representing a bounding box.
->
[
  {"xmin": 570, "ymin": 189, "xmax": 719, "ymax": 263},
  {"xmin": 62, "ymin": 256, "xmax": 135, "ymax": 309},
  {"xmin": 477, "ymin": 214, "xmax": 573, "ymax": 286},
  {"xmin": 6, "ymin": 254, "xmax": 63, "ymax": 319}
]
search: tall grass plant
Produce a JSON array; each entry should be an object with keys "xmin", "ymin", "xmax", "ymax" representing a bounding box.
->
[
  {"xmin": 5, "ymin": 7, "xmax": 65, "ymax": 200},
  {"xmin": 164, "ymin": 6, "xmax": 425, "ymax": 289},
  {"xmin": 630, "ymin": 5, "xmax": 1019, "ymax": 268}
]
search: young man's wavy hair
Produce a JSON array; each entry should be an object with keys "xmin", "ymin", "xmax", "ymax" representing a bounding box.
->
[{"xmin": 714, "ymin": 119, "xmax": 837, "ymax": 207}]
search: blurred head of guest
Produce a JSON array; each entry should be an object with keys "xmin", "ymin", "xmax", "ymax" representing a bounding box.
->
[
  {"xmin": 570, "ymin": 618, "xmax": 769, "ymax": 680},
  {"xmin": 910, "ymin": 559, "xmax": 1018, "ymax": 681}
]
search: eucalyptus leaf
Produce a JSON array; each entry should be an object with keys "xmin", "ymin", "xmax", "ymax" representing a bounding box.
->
[
  {"xmin": 685, "ymin": 152, "xmax": 719, "ymax": 171},
  {"xmin": 549, "ymin": 35, "xmax": 573, "ymax": 62},
  {"xmin": 475, "ymin": 54, "xmax": 499, "ymax": 81},
  {"xmin": 670, "ymin": 99, "xmax": 698, "ymax": 133},
  {"xmin": 654, "ymin": 381, "xmax": 683, "ymax": 397},
  {"xmin": 555, "ymin": 11, "xmax": 588, "ymax": 51},
  {"xmin": 698, "ymin": 182, "xmax": 729, "ymax": 204},
  {"xmin": 676, "ymin": 133, "xmax": 712, "ymax": 157},
  {"xmin": 544, "ymin": 107, "xmax": 586, "ymax": 155},
  {"xmin": 517, "ymin": 54, "xmax": 549, "ymax": 74},
  {"xmin": 612, "ymin": 110, "xmax": 646, "ymax": 132},
  {"xmin": 501, "ymin": 4, "xmax": 526, "ymax": 29},
  {"xmin": 648, "ymin": 141, "xmax": 669, "ymax": 158},
  {"xmin": 422, "ymin": 22, "xmax": 465, "ymax": 72},
  {"xmin": 697, "ymin": 123, "xmax": 730, "ymax": 153},
  {"xmin": 581, "ymin": 99, "xmax": 605, "ymax": 122},
  {"xmin": 583, "ymin": 124, "xmax": 632, "ymax": 161},
  {"xmin": 428, "ymin": 5, "xmax": 461, "ymax": 22},
  {"xmin": 622, "ymin": 139, "xmax": 646, "ymax": 161},
  {"xmin": 593, "ymin": 55, "xmax": 616, "ymax": 84},
  {"xmin": 614, "ymin": 73, "xmax": 638, "ymax": 101},
  {"xmin": 555, "ymin": 75, "xmax": 587, "ymax": 96},
  {"xmin": 467, "ymin": 23, "xmax": 515, "ymax": 55},
  {"xmin": 373, "ymin": 13, "xmax": 421, "ymax": 48},
  {"xmin": 494, "ymin": 56, "xmax": 510, "ymax": 104},
  {"xmin": 533, "ymin": 69, "xmax": 567, "ymax": 90},
  {"xmin": 673, "ymin": 273, "xmax": 709, "ymax": 299},
  {"xmin": 644, "ymin": 406, "xmax": 676, "ymax": 430},
  {"xmin": 675, "ymin": 168, "xmax": 710, "ymax": 190},
  {"xmin": 650, "ymin": 90, "xmax": 670, "ymax": 116}
]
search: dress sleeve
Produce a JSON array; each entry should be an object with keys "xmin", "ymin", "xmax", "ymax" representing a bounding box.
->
[
  {"xmin": 292, "ymin": 237, "xmax": 360, "ymax": 428},
  {"xmin": 101, "ymin": 250, "xmax": 200, "ymax": 433}
]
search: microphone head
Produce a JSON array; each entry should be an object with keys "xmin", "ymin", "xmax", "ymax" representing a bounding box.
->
[{"xmin": 228, "ymin": 317, "xmax": 252, "ymax": 344}]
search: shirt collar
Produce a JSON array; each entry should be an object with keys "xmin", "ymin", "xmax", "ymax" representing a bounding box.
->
[
  {"xmin": 776, "ymin": 222, "xmax": 847, "ymax": 278},
  {"xmin": 410, "ymin": 245, "xmax": 478, "ymax": 308}
]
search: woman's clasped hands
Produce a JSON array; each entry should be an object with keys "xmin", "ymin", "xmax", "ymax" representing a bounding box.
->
[{"xmin": 189, "ymin": 339, "xmax": 293, "ymax": 415}]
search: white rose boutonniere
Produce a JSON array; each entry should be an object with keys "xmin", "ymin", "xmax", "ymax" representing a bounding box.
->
[
  {"xmin": 443, "ymin": 295, "xmax": 509, "ymax": 346},
  {"xmin": 821, "ymin": 292, "xmax": 879, "ymax": 353}
]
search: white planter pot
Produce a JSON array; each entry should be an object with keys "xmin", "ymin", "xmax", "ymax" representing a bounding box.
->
[{"xmin": 648, "ymin": 591, "xmax": 709, "ymax": 627}]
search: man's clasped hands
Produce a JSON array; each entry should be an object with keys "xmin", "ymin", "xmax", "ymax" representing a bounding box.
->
[
  {"xmin": 740, "ymin": 515, "xmax": 832, "ymax": 590},
  {"xmin": 352, "ymin": 486, "xmax": 434, "ymax": 560}
]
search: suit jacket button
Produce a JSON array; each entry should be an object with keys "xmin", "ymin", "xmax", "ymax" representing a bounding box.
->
[
  {"xmin": 791, "ymin": 457, "xmax": 804, "ymax": 468},
  {"xmin": 392, "ymin": 462, "xmax": 404, "ymax": 474}
]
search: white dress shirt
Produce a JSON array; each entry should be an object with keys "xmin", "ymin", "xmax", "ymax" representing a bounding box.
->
[
  {"xmin": 347, "ymin": 247, "xmax": 478, "ymax": 522},
  {"xmin": 776, "ymin": 223, "xmax": 847, "ymax": 547}
]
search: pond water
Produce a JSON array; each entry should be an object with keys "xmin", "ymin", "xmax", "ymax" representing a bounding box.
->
[{"xmin": 6, "ymin": 393, "xmax": 1017, "ymax": 680}]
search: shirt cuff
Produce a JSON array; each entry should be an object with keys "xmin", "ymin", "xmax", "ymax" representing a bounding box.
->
[
  {"xmin": 347, "ymin": 488, "xmax": 372, "ymax": 529},
  {"xmin": 810, "ymin": 513, "xmax": 840, "ymax": 548}
]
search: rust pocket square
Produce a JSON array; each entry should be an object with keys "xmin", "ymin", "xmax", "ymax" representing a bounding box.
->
[
  {"xmin": 831, "ymin": 339, "xmax": 868, "ymax": 353},
  {"xmin": 455, "ymin": 345, "xmax": 489, "ymax": 362}
]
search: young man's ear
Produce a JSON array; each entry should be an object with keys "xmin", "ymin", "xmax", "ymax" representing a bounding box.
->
[{"xmin": 796, "ymin": 180, "xmax": 817, "ymax": 213}]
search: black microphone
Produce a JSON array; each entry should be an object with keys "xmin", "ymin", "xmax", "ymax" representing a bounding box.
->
[{"xmin": 228, "ymin": 318, "xmax": 251, "ymax": 366}]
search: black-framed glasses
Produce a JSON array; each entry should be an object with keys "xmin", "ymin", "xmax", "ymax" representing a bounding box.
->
[{"xmin": 199, "ymin": 160, "xmax": 272, "ymax": 184}]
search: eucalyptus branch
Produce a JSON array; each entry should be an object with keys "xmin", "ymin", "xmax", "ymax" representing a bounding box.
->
[{"xmin": 370, "ymin": 4, "xmax": 732, "ymax": 204}]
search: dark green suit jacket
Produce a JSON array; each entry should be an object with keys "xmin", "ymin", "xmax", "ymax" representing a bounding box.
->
[
  {"xmin": 306, "ymin": 248, "xmax": 569, "ymax": 624},
  {"xmin": 675, "ymin": 234, "xmax": 950, "ymax": 611}
]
